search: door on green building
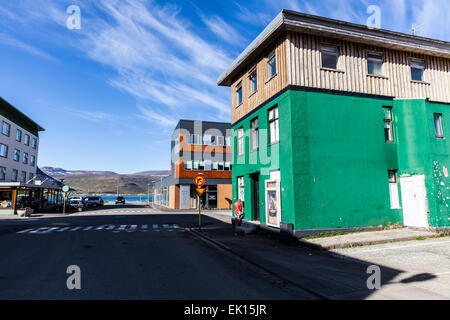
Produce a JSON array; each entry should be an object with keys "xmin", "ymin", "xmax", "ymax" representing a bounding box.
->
[
  {"xmin": 400, "ymin": 175, "xmax": 429, "ymax": 228},
  {"xmin": 250, "ymin": 173, "xmax": 260, "ymax": 221}
]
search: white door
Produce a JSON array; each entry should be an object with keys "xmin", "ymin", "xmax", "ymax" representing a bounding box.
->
[
  {"xmin": 179, "ymin": 185, "xmax": 190, "ymax": 209},
  {"xmin": 400, "ymin": 175, "xmax": 428, "ymax": 228}
]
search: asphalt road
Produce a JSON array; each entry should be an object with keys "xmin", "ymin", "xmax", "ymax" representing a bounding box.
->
[
  {"xmin": 0, "ymin": 204, "xmax": 448, "ymax": 299},
  {"xmin": 0, "ymin": 207, "xmax": 310, "ymax": 299}
]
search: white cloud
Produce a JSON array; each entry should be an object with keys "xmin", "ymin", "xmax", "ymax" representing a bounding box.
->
[
  {"xmin": 201, "ymin": 15, "xmax": 245, "ymax": 44},
  {"xmin": 0, "ymin": 33, "xmax": 58, "ymax": 62},
  {"xmin": 137, "ymin": 105, "xmax": 178, "ymax": 127}
]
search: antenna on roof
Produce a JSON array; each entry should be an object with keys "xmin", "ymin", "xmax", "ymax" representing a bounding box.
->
[{"xmin": 411, "ymin": 23, "xmax": 425, "ymax": 36}]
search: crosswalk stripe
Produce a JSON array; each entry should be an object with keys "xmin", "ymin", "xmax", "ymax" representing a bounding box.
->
[
  {"xmin": 30, "ymin": 227, "xmax": 50, "ymax": 233},
  {"xmin": 16, "ymin": 228, "xmax": 36, "ymax": 234},
  {"xmin": 42, "ymin": 227, "xmax": 60, "ymax": 233},
  {"xmin": 126, "ymin": 225, "xmax": 137, "ymax": 232},
  {"xmin": 16, "ymin": 223, "xmax": 182, "ymax": 234}
]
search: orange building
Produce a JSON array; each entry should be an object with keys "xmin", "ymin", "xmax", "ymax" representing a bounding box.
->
[{"xmin": 153, "ymin": 120, "xmax": 232, "ymax": 210}]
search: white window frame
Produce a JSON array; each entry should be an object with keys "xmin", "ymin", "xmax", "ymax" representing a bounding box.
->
[
  {"xmin": 367, "ymin": 52, "xmax": 384, "ymax": 77},
  {"xmin": 251, "ymin": 117, "xmax": 259, "ymax": 150},
  {"xmin": 388, "ymin": 170, "xmax": 401, "ymax": 209},
  {"xmin": 268, "ymin": 107, "xmax": 279, "ymax": 144},
  {"xmin": 237, "ymin": 127, "xmax": 244, "ymax": 156},
  {"xmin": 267, "ymin": 51, "xmax": 276, "ymax": 79},
  {"xmin": 410, "ymin": 58, "xmax": 425, "ymax": 82}
]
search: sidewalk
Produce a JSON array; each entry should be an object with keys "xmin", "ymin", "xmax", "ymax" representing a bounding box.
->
[{"xmin": 301, "ymin": 228, "xmax": 441, "ymax": 250}]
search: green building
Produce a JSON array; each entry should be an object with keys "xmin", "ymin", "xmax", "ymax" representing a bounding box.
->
[{"xmin": 217, "ymin": 10, "xmax": 450, "ymax": 235}]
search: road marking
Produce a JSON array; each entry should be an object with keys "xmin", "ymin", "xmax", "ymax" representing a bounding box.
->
[
  {"xmin": 16, "ymin": 223, "xmax": 182, "ymax": 234},
  {"xmin": 126, "ymin": 225, "xmax": 137, "ymax": 232},
  {"xmin": 42, "ymin": 227, "xmax": 60, "ymax": 233},
  {"xmin": 29, "ymin": 227, "xmax": 50, "ymax": 233},
  {"xmin": 16, "ymin": 228, "xmax": 36, "ymax": 234}
]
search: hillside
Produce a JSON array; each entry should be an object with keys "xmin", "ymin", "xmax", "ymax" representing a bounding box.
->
[{"xmin": 41, "ymin": 167, "xmax": 170, "ymax": 195}]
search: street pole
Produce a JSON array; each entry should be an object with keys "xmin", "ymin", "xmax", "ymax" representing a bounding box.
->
[
  {"xmin": 198, "ymin": 194, "xmax": 201, "ymax": 231},
  {"xmin": 62, "ymin": 193, "xmax": 66, "ymax": 216}
]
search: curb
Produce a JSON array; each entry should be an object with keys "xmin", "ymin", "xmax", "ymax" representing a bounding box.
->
[{"xmin": 299, "ymin": 234, "xmax": 440, "ymax": 250}]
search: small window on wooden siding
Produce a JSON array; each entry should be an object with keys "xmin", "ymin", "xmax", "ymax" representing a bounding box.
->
[
  {"xmin": 383, "ymin": 107, "xmax": 394, "ymax": 142},
  {"xmin": 267, "ymin": 51, "xmax": 276, "ymax": 79},
  {"xmin": 434, "ymin": 113, "xmax": 444, "ymax": 138},
  {"xmin": 249, "ymin": 68, "xmax": 257, "ymax": 94},
  {"xmin": 410, "ymin": 60, "xmax": 425, "ymax": 82},
  {"xmin": 321, "ymin": 45, "xmax": 339, "ymax": 70},
  {"xmin": 236, "ymin": 82, "xmax": 243, "ymax": 106},
  {"xmin": 367, "ymin": 53, "xmax": 384, "ymax": 76}
]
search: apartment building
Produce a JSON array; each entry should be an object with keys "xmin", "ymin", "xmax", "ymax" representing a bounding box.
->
[
  {"xmin": 218, "ymin": 10, "xmax": 450, "ymax": 234},
  {"xmin": 154, "ymin": 120, "xmax": 232, "ymax": 210}
]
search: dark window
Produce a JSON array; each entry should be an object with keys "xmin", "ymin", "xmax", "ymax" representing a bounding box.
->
[
  {"xmin": 267, "ymin": 52, "xmax": 276, "ymax": 78},
  {"xmin": 411, "ymin": 60, "xmax": 425, "ymax": 82},
  {"xmin": 2, "ymin": 121, "xmax": 10, "ymax": 136},
  {"xmin": 367, "ymin": 54, "xmax": 383, "ymax": 76},
  {"xmin": 236, "ymin": 82, "xmax": 242, "ymax": 106},
  {"xmin": 251, "ymin": 117, "xmax": 259, "ymax": 150},
  {"xmin": 249, "ymin": 69, "xmax": 257, "ymax": 94},
  {"xmin": 16, "ymin": 129, "xmax": 22, "ymax": 142},
  {"xmin": 321, "ymin": 45, "xmax": 339, "ymax": 70}
]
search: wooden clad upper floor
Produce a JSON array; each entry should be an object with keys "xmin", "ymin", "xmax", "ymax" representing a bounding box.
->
[{"xmin": 219, "ymin": 10, "xmax": 450, "ymax": 124}]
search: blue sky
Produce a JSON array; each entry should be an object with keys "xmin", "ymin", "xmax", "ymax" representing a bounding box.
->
[{"xmin": 0, "ymin": 0, "xmax": 448, "ymax": 173}]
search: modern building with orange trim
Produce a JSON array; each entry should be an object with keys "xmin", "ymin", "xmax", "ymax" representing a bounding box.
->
[{"xmin": 153, "ymin": 120, "xmax": 232, "ymax": 210}]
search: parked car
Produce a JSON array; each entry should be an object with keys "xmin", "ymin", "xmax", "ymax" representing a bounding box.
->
[
  {"xmin": 68, "ymin": 199, "xmax": 87, "ymax": 212},
  {"xmin": 85, "ymin": 196, "xmax": 104, "ymax": 208},
  {"xmin": 115, "ymin": 196, "xmax": 125, "ymax": 205}
]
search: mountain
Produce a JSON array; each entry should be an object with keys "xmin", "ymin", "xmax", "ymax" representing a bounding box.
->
[
  {"xmin": 41, "ymin": 167, "xmax": 117, "ymax": 178},
  {"xmin": 41, "ymin": 167, "xmax": 170, "ymax": 195}
]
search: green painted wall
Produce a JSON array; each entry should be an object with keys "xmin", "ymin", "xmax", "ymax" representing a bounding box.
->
[
  {"xmin": 232, "ymin": 89, "xmax": 449, "ymax": 230},
  {"xmin": 395, "ymin": 99, "xmax": 450, "ymax": 227}
]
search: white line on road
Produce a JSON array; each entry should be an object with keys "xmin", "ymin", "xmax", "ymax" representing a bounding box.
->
[
  {"xmin": 152, "ymin": 224, "xmax": 158, "ymax": 229},
  {"xmin": 57, "ymin": 227, "xmax": 71, "ymax": 232},
  {"xmin": 69, "ymin": 227, "xmax": 83, "ymax": 232},
  {"xmin": 126, "ymin": 225, "xmax": 137, "ymax": 232},
  {"xmin": 16, "ymin": 228, "xmax": 36, "ymax": 234},
  {"xmin": 82, "ymin": 226, "xmax": 94, "ymax": 231}
]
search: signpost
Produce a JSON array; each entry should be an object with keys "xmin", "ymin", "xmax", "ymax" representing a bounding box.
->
[
  {"xmin": 194, "ymin": 174, "xmax": 205, "ymax": 230},
  {"xmin": 62, "ymin": 185, "xmax": 70, "ymax": 216}
]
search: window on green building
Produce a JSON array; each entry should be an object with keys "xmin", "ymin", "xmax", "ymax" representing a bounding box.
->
[
  {"xmin": 237, "ymin": 176, "xmax": 245, "ymax": 202},
  {"xmin": 383, "ymin": 107, "xmax": 394, "ymax": 142},
  {"xmin": 237, "ymin": 127, "xmax": 244, "ymax": 156},
  {"xmin": 268, "ymin": 106, "xmax": 279, "ymax": 144},
  {"xmin": 434, "ymin": 113, "xmax": 444, "ymax": 138},
  {"xmin": 388, "ymin": 170, "xmax": 400, "ymax": 209},
  {"xmin": 251, "ymin": 117, "xmax": 259, "ymax": 150},
  {"xmin": 410, "ymin": 60, "xmax": 425, "ymax": 82}
]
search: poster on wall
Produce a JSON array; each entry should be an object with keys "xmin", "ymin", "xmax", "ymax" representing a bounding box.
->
[{"xmin": 265, "ymin": 180, "xmax": 281, "ymax": 227}]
